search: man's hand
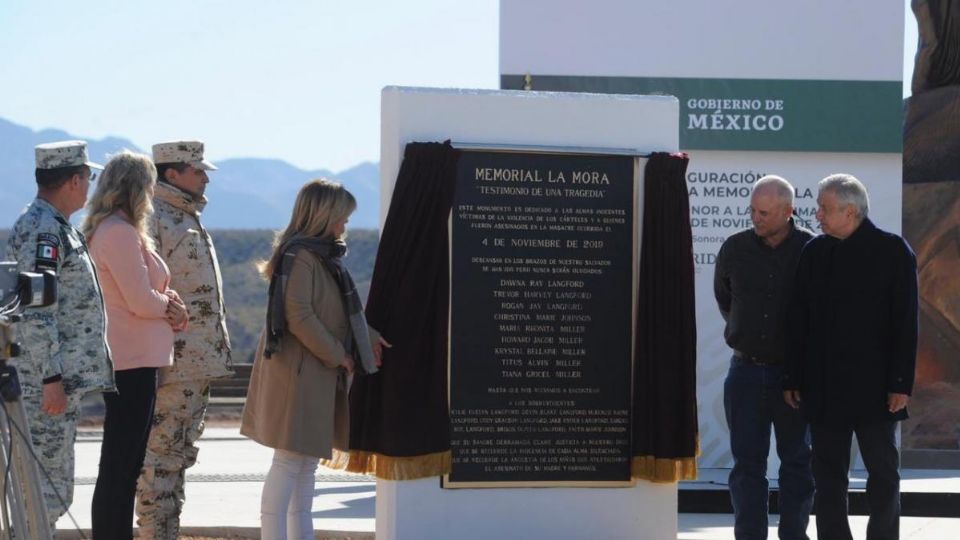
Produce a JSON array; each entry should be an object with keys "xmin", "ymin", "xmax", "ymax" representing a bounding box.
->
[
  {"xmin": 42, "ymin": 381, "xmax": 67, "ymax": 416},
  {"xmin": 888, "ymin": 393, "xmax": 910, "ymax": 413},
  {"xmin": 783, "ymin": 390, "xmax": 802, "ymax": 410}
]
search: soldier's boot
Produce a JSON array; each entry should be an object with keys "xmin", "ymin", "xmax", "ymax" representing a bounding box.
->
[
  {"xmin": 135, "ymin": 503, "xmax": 181, "ymax": 539},
  {"xmin": 136, "ymin": 466, "xmax": 183, "ymax": 540},
  {"xmin": 138, "ymin": 516, "xmax": 179, "ymax": 540},
  {"xmin": 135, "ymin": 479, "xmax": 159, "ymax": 539}
]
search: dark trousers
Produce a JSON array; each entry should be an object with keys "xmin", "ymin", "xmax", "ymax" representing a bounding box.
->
[
  {"xmin": 92, "ymin": 367, "xmax": 158, "ymax": 540},
  {"xmin": 810, "ymin": 420, "xmax": 900, "ymax": 540},
  {"xmin": 724, "ymin": 357, "xmax": 814, "ymax": 540}
]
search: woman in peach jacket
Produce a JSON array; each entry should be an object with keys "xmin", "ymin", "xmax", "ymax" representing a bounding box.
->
[{"xmin": 83, "ymin": 151, "xmax": 187, "ymax": 540}]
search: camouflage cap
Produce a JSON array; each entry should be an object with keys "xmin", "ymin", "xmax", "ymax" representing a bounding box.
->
[
  {"xmin": 35, "ymin": 140, "xmax": 104, "ymax": 170},
  {"xmin": 152, "ymin": 140, "xmax": 217, "ymax": 171}
]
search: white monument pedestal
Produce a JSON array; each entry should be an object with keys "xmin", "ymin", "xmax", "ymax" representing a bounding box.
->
[
  {"xmin": 376, "ymin": 478, "xmax": 678, "ymax": 540},
  {"xmin": 377, "ymin": 87, "xmax": 681, "ymax": 540}
]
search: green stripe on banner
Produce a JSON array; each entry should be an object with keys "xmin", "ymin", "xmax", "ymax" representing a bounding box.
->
[{"xmin": 501, "ymin": 75, "xmax": 902, "ymax": 153}]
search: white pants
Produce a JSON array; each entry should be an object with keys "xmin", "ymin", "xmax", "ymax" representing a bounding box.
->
[{"xmin": 260, "ymin": 449, "xmax": 319, "ymax": 540}]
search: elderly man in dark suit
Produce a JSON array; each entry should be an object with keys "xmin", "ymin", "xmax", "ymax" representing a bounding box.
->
[{"xmin": 783, "ymin": 174, "xmax": 918, "ymax": 540}]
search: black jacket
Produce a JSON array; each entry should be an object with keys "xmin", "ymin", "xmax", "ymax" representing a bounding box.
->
[
  {"xmin": 714, "ymin": 220, "xmax": 814, "ymax": 362},
  {"xmin": 784, "ymin": 218, "xmax": 918, "ymax": 425}
]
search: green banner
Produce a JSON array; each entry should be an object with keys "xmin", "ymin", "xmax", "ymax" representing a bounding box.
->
[{"xmin": 501, "ymin": 75, "xmax": 902, "ymax": 153}]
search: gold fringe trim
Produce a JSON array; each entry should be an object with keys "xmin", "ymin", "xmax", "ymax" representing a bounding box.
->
[
  {"xmin": 324, "ymin": 449, "xmax": 452, "ymax": 481},
  {"xmin": 631, "ymin": 455, "xmax": 698, "ymax": 483},
  {"xmin": 325, "ymin": 445, "xmax": 701, "ymax": 484},
  {"xmin": 631, "ymin": 436, "xmax": 701, "ymax": 483},
  {"xmin": 319, "ymin": 448, "xmax": 352, "ymax": 471}
]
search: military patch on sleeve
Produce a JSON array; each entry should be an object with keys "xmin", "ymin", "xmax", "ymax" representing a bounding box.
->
[
  {"xmin": 35, "ymin": 233, "xmax": 61, "ymax": 271},
  {"xmin": 37, "ymin": 233, "xmax": 61, "ymax": 248}
]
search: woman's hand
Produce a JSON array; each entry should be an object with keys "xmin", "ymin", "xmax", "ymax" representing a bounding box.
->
[
  {"xmin": 372, "ymin": 336, "xmax": 392, "ymax": 367},
  {"xmin": 341, "ymin": 355, "xmax": 356, "ymax": 375},
  {"xmin": 164, "ymin": 289, "xmax": 188, "ymax": 329}
]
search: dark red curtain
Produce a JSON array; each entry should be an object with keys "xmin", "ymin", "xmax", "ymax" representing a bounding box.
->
[
  {"xmin": 348, "ymin": 145, "xmax": 698, "ymax": 482},
  {"xmin": 631, "ymin": 152, "xmax": 699, "ymax": 481},
  {"xmin": 348, "ymin": 141, "xmax": 460, "ymax": 465}
]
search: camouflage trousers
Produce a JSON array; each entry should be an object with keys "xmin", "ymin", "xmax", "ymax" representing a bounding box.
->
[
  {"xmin": 20, "ymin": 390, "xmax": 84, "ymax": 530},
  {"xmin": 135, "ymin": 380, "xmax": 210, "ymax": 540}
]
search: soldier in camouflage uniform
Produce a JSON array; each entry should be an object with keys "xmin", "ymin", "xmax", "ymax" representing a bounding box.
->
[
  {"xmin": 4, "ymin": 140, "xmax": 116, "ymax": 530},
  {"xmin": 136, "ymin": 140, "xmax": 233, "ymax": 539}
]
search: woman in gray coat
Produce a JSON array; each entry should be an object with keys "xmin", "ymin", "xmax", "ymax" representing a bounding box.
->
[{"xmin": 241, "ymin": 179, "xmax": 387, "ymax": 540}]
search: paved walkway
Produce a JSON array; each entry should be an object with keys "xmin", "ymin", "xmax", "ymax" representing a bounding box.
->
[
  {"xmin": 51, "ymin": 426, "xmax": 960, "ymax": 539},
  {"xmin": 59, "ymin": 426, "xmax": 374, "ymax": 538}
]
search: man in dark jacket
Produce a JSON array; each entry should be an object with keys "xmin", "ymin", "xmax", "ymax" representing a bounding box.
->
[
  {"xmin": 784, "ymin": 174, "xmax": 918, "ymax": 540},
  {"xmin": 715, "ymin": 175, "xmax": 815, "ymax": 540}
]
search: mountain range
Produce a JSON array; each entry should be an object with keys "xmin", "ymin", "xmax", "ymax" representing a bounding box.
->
[{"xmin": 0, "ymin": 118, "xmax": 381, "ymax": 229}]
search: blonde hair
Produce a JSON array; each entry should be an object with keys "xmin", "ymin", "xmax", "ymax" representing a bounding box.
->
[
  {"xmin": 259, "ymin": 178, "xmax": 357, "ymax": 278},
  {"xmin": 82, "ymin": 150, "xmax": 157, "ymax": 250}
]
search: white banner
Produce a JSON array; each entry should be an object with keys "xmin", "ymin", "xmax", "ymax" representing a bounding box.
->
[{"xmin": 500, "ymin": 0, "xmax": 904, "ymax": 467}]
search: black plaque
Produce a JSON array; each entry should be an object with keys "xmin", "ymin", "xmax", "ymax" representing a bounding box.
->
[{"xmin": 446, "ymin": 149, "xmax": 636, "ymax": 487}]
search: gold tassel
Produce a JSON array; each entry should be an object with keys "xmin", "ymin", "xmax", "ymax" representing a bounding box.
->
[{"xmin": 324, "ymin": 449, "xmax": 452, "ymax": 481}]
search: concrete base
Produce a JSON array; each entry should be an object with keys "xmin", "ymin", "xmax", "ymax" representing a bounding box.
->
[{"xmin": 375, "ymin": 478, "xmax": 677, "ymax": 540}]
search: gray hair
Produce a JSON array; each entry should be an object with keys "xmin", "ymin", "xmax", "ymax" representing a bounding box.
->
[
  {"xmin": 819, "ymin": 173, "xmax": 870, "ymax": 218},
  {"xmin": 752, "ymin": 175, "xmax": 794, "ymax": 206}
]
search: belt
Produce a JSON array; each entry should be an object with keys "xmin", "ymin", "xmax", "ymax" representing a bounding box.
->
[{"xmin": 733, "ymin": 350, "xmax": 778, "ymax": 366}]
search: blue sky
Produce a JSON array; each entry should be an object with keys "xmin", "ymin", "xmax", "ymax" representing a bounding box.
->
[
  {"xmin": 1, "ymin": 1, "xmax": 916, "ymax": 172},
  {"xmin": 0, "ymin": 0, "xmax": 499, "ymax": 171}
]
